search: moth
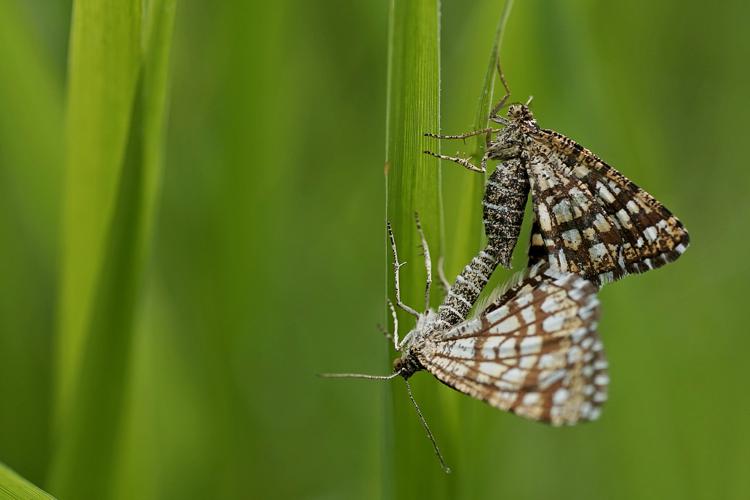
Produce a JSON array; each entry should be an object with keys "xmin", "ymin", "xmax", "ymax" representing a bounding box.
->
[
  {"xmin": 426, "ymin": 81, "xmax": 689, "ymax": 286},
  {"xmin": 322, "ymin": 216, "xmax": 607, "ymax": 472}
]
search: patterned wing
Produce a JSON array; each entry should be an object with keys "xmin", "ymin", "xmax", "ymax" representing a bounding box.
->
[
  {"xmin": 524, "ymin": 127, "xmax": 689, "ymax": 286},
  {"xmin": 526, "ymin": 157, "xmax": 624, "ymax": 285},
  {"xmin": 419, "ymin": 265, "xmax": 608, "ymax": 426}
]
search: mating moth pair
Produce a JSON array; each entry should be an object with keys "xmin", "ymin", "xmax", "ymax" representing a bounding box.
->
[{"xmin": 323, "ymin": 71, "xmax": 689, "ymax": 472}]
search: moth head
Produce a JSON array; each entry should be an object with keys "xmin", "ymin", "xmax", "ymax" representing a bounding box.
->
[
  {"xmin": 508, "ymin": 103, "xmax": 536, "ymax": 126},
  {"xmin": 392, "ymin": 349, "xmax": 424, "ymax": 379}
]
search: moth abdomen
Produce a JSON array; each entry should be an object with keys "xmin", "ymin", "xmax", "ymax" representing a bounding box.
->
[
  {"xmin": 437, "ymin": 246, "xmax": 499, "ymax": 327},
  {"xmin": 483, "ymin": 159, "xmax": 530, "ymax": 267}
]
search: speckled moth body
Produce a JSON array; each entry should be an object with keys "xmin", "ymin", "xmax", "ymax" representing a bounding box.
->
[{"xmin": 481, "ymin": 159, "xmax": 530, "ymax": 268}]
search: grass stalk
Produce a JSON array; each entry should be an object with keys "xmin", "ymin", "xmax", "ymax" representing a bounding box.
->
[
  {"xmin": 0, "ymin": 1, "xmax": 64, "ymax": 483},
  {"xmin": 383, "ymin": 0, "xmax": 515, "ymax": 494},
  {"xmin": 50, "ymin": 1, "xmax": 176, "ymax": 498},
  {"xmin": 0, "ymin": 462, "xmax": 56, "ymax": 500},
  {"xmin": 447, "ymin": 0, "xmax": 515, "ymax": 268},
  {"xmin": 384, "ymin": 0, "xmax": 451, "ymax": 497}
]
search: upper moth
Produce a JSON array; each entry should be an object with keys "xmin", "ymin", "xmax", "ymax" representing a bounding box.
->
[{"xmin": 427, "ymin": 100, "xmax": 689, "ymax": 286}]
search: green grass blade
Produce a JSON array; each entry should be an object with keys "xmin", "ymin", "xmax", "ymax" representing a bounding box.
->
[
  {"xmin": 0, "ymin": 462, "xmax": 56, "ymax": 500},
  {"xmin": 473, "ymin": 0, "xmax": 514, "ymax": 151},
  {"xmin": 0, "ymin": 1, "xmax": 64, "ymax": 483},
  {"xmin": 141, "ymin": 0, "xmax": 177, "ymax": 244},
  {"xmin": 443, "ymin": 5, "xmax": 518, "ymax": 494},
  {"xmin": 446, "ymin": 0, "xmax": 515, "ymax": 269},
  {"xmin": 384, "ymin": 1, "xmax": 517, "ymax": 494},
  {"xmin": 384, "ymin": 0, "xmax": 451, "ymax": 497},
  {"xmin": 50, "ymin": 1, "xmax": 176, "ymax": 498},
  {"xmin": 54, "ymin": 0, "xmax": 143, "ymax": 431}
]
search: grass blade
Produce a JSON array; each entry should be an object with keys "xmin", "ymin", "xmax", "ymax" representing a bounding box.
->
[
  {"xmin": 442, "ymin": 4, "xmax": 520, "ymax": 495},
  {"xmin": 0, "ymin": 462, "xmax": 56, "ymax": 500},
  {"xmin": 384, "ymin": 0, "xmax": 452, "ymax": 497},
  {"xmin": 384, "ymin": 1, "xmax": 515, "ymax": 494},
  {"xmin": 446, "ymin": 0, "xmax": 515, "ymax": 270},
  {"xmin": 54, "ymin": 0, "xmax": 142, "ymax": 434},
  {"xmin": 50, "ymin": 1, "xmax": 176, "ymax": 497},
  {"xmin": 0, "ymin": 1, "xmax": 64, "ymax": 483}
]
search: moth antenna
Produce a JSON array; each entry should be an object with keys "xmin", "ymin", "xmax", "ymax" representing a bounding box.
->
[
  {"xmin": 525, "ymin": 95, "xmax": 534, "ymax": 106},
  {"xmin": 488, "ymin": 0, "xmax": 514, "ymax": 123},
  {"xmin": 318, "ymin": 370, "xmax": 402, "ymax": 381},
  {"xmin": 488, "ymin": 59, "xmax": 512, "ymax": 123},
  {"xmin": 404, "ymin": 380, "xmax": 452, "ymax": 474},
  {"xmin": 494, "ymin": 58, "xmax": 511, "ymax": 110}
]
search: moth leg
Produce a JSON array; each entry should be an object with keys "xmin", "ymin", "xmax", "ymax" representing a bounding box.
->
[
  {"xmin": 422, "ymin": 150, "xmax": 484, "ymax": 173},
  {"xmin": 424, "ymin": 128, "xmax": 496, "ymax": 142},
  {"xmin": 480, "ymin": 149, "xmax": 494, "ymax": 173},
  {"xmin": 387, "ymin": 222, "xmax": 420, "ymax": 319},
  {"xmin": 376, "ymin": 322, "xmax": 392, "ymax": 342},
  {"xmin": 489, "ymin": 115, "xmax": 510, "ymax": 126},
  {"xmin": 413, "ymin": 212, "xmax": 432, "ymax": 311},
  {"xmin": 383, "ymin": 299, "xmax": 401, "ymax": 350}
]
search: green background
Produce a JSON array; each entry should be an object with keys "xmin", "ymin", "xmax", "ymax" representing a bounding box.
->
[{"xmin": 1, "ymin": 0, "xmax": 748, "ymax": 499}]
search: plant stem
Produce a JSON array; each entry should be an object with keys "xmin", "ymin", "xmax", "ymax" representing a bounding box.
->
[{"xmin": 384, "ymin": 0, "xmax": 450, "ymax": 497}]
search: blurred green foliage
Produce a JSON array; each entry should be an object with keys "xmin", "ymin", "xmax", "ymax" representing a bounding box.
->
[{"xmin": 0, "ymin": 0, "xmax": 748, "ymax": 499}]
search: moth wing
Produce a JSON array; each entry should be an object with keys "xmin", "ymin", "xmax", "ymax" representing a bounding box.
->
[
  {"xmin": 420, "ymin": 265, "xmax": 608, "ymax": 425},
  {"xmin": 527, "ymin": 215, "xmax": 547, "ymax": 268},
  {"xmin": 526, "ymin": 161, "xmax": 624, "ymax": 285},
  {"xmin": 526, "ymin": 128, "xmax": 689, "ymax": 285}
]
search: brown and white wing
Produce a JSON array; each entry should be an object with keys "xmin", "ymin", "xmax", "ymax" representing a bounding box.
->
[
  {"xmin": 526, "ymin": 158, "xmax": 624, "ymax": 285},
  {"xmin": 525, "ymin": 127, "xmax": 689, "ymax": 286},
  {"xmin": 419, "ymin": 265, "xmax": 608, "ymax": 426}
]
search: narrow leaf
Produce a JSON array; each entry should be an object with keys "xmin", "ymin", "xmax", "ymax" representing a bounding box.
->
[
  {"xmin": 55, "ymin": 0, "xmax": 143, "ymax": 430},
  {"xmin": 448, "ymin": 0, "xmax": 515, "ymax": 267},
  {"xmin": 0, "ymin": 462, "xmax": 56, "ymax": 500},
  {"xmin": 50, "ymin": 1, "xmax": 177, "ymax": 498},
  {"xmin": 384, "ymin": 0, "xmax": 453, "ymax": 497}
]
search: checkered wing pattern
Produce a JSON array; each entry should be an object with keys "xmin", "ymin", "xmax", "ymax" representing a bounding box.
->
[
  {"xmin": 420, "ymin": 265, "xmax": 608, "ymax": 426},
  {"xmin": 525, "ymin": 126, "xmax": 689, "ymax": 286}
]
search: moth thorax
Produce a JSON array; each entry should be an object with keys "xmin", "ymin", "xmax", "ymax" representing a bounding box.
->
[
  {"xmin": 507, "ymin": 103, "xmax": 536, "ymax": 126},
  {"xmin": 393, "ymin": 351, "xmax": 424, "ymax": 379},
  {"xmin": 487, "ymin": 127, "xmax": 524, "ymax": 161},
  {"xmin": 416, "ymin": 309, "xmax": 438, "ymax": 330}
]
